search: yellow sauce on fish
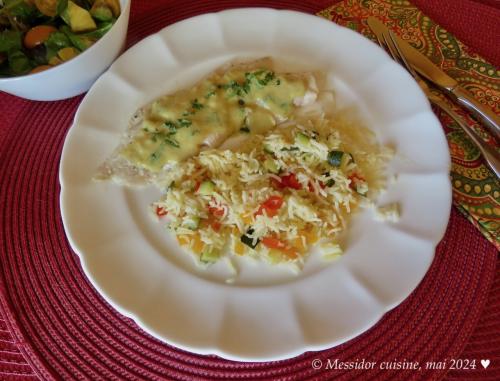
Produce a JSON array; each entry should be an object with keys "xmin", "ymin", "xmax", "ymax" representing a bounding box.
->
[{"xmin": 119, "ymin": 66, "xmax": 309, "ymax": 172}]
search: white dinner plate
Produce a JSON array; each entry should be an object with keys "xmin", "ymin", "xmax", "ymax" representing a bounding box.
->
[{"xmin": 59, "ymin": 8, "xmax": 452, "ymax": 362}]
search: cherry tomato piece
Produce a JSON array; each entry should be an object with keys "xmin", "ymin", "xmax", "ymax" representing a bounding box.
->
[
  {"xmin": 30, "ymin": 65, "xmax": 52, "ymax": 74},
  {"xmin": 24, "ymin": 25, "xmax": 57, "ymax": 49}
]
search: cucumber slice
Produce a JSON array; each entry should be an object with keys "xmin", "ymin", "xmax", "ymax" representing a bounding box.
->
[{"xmin": 198, "ymin": 180, "xmax": 215, "ymax": 195}]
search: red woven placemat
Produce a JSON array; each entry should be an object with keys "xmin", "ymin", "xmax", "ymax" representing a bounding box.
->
[{"xmin": 0, "ymin": 1, "xmax": 499, "ymax": 380}]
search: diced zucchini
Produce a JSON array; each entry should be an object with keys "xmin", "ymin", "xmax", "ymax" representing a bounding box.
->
[
  {"xmin": 263, "ymin": 144, "xmax": 274, "ymax": 154},
  {"xmin": 295, "ymin": 132, "xmax": 310, "ymax": 147},
  {"xmin": 355, "ymin": 181, "xmax": 368, "ymax": 196},
  {"xmin": 263, "ymin": 158, "xmax": 279, "ymax": 174},
  {"xmin": 183, "ymin": 216, "xmax": 200, "ymax": 230},
  {"xmin": 327, "ymin": 150, "xmax": 344, "ymax": 167},
  {"xmin": 341, "ymin": 153, "xmax": 354, "ymax": 171},
  {"xmin": 267, "ymin": 249, "xmax": 283, "ymax": 264},
  {"xmin": 241, "ymin": 228, "xmax": 259, "ymax": 249},
  {"xmin": 327, "ymin": 150, "xmax": 353, "ymax": 169},
  {"xmin": 200, "ymin": 248, "xmax": 220, "ymax": 263},
  {"xmin": 198, "ymin": 180, "xmax": 215, "ymax": 195}
]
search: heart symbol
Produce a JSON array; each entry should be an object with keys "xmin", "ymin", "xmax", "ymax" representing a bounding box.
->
[{"xmin": 481, "ymin": 359, "xmax": 490, "ymax": 369}]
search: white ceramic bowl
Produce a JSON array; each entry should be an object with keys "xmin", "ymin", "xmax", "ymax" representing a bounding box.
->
[{"xmin": 0, "ymin": 0, "xmax": 131, "ymax": 101}]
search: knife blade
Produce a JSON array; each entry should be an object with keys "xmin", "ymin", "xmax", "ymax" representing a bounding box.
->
[{"xmin": 367, "ymin": 17, "xmax": 500, "ymax": 141}]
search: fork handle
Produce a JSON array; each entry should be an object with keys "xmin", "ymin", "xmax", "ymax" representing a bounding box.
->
[
  {"xmin": 450, "ymin": 86, "xmax": 500, "ymax": 142},
  {"xmin": 431, "ymin": 98, "xmax": 500, "ymax": 178}
]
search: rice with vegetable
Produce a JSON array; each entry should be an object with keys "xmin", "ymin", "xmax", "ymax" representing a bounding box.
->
[
  {"xmin": 153, "ymin": 113, "xmax": 394, "ymax": 268},
  {"xmin": 94, "ymin": 58, "xmax": 397, "ymax": 271}
]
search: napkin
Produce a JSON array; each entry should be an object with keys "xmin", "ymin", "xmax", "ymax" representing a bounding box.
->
[{"xmin": 318, "ymin": 0, "xmax": 500, "ymax": 249}]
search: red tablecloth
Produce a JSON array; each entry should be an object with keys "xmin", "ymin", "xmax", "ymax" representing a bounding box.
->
[{"xmin": 1, "ymin": 1, "xmax": 499, "ymax": 380}]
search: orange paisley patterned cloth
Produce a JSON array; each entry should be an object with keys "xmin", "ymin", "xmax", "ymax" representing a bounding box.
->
[{"xmin": 318, "ymin": 0, "xmax": 500, "ymax": 249}]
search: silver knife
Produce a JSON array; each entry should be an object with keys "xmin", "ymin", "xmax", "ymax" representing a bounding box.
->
[{"xmin": 367, "ymin": 17, "xmax": 500, "ymax": 141}]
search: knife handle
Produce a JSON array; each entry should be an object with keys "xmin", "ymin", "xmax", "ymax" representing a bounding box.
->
[{"xmin": 450, "ymin": 86, "xmax": 500, "ymax": 141}]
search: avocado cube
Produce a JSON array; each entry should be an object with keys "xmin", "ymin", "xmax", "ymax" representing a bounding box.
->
[
  {"xmin": 62, "ymin": 1, "xmax": 97, "ymax": 33},
  {"xmin": 90, "ymin": 5, "xmax": 113, "ymax": 22}
]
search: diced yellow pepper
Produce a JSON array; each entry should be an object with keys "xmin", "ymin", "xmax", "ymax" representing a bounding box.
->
[
  {"xmin": 58, "ymin": 47, "xmax": 79, "ymax": 62},
  {"xmin": 241, "ymin": 213, "xmax": 253, "ymax": 225},
  {"xmin": 48, "ymin": 56, "xmax": 63, "ymax": 66},
  {"xmin": 234, "ymin": 241, "xmax": 245, "ymax": 256},
  {"xmin": 176, "ymin": 235, "xmax": 190, "ymax": 246},
  {"xmin": 191, "ymin": 233, "xmax": 204, "ymax": 255},
  {"xmin": 292, "ymin": 236, "xmax": 307, "ymax": 253},
  {"xmin": 301, "ymin": 228, "xmax": 319, "ymax": 245}
]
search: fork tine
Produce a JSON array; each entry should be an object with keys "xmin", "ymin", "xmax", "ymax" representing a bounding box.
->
[
  {"xmin": 386, "ymin": 30, "xmax": 420, "ymax": 79},
  {"xmin": 372, "ymin": 32, "xmax": 388, "ymax": 52},
  {"xmin": 380, "ymin": 32, "xmax": 402, "ymax": 64}
]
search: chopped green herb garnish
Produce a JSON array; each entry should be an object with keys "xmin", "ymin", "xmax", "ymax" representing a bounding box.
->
[
  {"xmin": 276, "ymin": 79, "xmax": 281, "ymax": 85},
  {"xmin": 177, "ymin": 118, "xmax": 192, "ymax": 127},
  {"xmin": 150, "ymin": 141, "xmax": 167, "ymax": 162},
  {"xmin": 257, "ymin": 71, "xmax": 275, "ymax": 86},
  {"xmin": 191, "ymin": 98, "xmax": 204, "ymax": 110},
  {"xmin": 205, "ymin": 90, "xmax": 216, "ymax": 99},
  {"xmin": 242, "ymin": 81, "xmax": 251, "ymax": 94},
  {"xmin": 224, "ymin": 77, "xmax": 252, "ymax": 96},
  {"xmin": 238, "ymin": 99, "xmax": 245, "ymax": 106},
  {"xmin": 164, "ymin": 121, "xmax": 177, "ymax": 133},
  {"xmin": 281, "ymin": 146, "xmax": 300, "ymax": 152},
  {"xmin": 165, "ymin": 137, "xmax": 180, "ymax": 148}
]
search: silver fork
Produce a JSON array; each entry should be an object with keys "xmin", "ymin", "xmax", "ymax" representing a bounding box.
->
[{"xmin": 379, "ymin": 30, "xmax": 500, "ymax": 178}]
